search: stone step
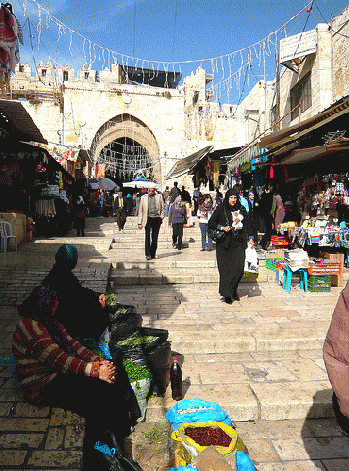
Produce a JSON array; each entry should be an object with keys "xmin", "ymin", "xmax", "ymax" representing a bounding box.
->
[
  {"xmin": 146, "ymin": 380, "xmax": 333, "ymax": 422},
  {"xmin": 108, "ymin": 268, "xmax": 273, "ymax": 285}
]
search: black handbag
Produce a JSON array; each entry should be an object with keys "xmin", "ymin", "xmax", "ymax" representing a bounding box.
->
[{"xmin": 208, "ymin": 207, "xmax": 230, "ymax": 243}]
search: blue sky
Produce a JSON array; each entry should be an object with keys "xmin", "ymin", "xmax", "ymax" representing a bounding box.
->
[{"xmin": 13, "ymin": 0, "xmax": 349, "ymax": 103}]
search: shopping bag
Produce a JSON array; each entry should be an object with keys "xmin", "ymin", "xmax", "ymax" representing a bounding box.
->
[
  {"xmin": 244, "ymin": 246, "xmax": 259, "ymax": 273},
  {"xmin": 94, "ymin": 437, "xmax": 143, "ymax": 471},
  {"xmin": 166, "ymin": 399, "xmax": 231, "ymax": 429},
  {"xmin": 171, "ymin": 422, "xmax": 244, "ymax": 464}
]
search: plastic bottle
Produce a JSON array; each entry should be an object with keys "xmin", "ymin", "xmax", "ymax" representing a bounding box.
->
[{"xmin": 170, "ymin": 356, "xmax": 182, "ymax": 401}]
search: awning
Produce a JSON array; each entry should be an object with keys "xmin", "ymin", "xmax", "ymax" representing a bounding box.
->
[
  {"xmin": 122, "ymin": 65, "xmax": 182, "ymax": 89},
  {"xmin": 227, "ymin": 142, "xmax": 269, "ymax": 170},
  {"xmin": 30, "ymin": 142, "xmax": 91, "ymax": 176},
  {"xmin": 260, "ymin": 95, "xmax": 349, "ymax": 150},
  {"xmin": 166, "ymin": 146, "xmax": 213, "ymax": 179},
  {"xmin": 0, "ymin": 99, "xmax": 47, "ymax": 143},
  {"xmin": 275, "ymin": 138, "xmax": 349, "ymax": 165}
]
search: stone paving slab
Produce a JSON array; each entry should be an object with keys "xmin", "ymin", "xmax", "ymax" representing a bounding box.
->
[{"xmin": 0, "ymin": 216, "xmax": 348, "ymax": 470}]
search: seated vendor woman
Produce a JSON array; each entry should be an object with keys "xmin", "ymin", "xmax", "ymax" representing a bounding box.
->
[
  {"xmin": 19, "ymin": 244, "xmax": 109, "ymax": 344},
  {"xmin": 13, "ymin": 285, "xmax": 140, "ymax": 470}
]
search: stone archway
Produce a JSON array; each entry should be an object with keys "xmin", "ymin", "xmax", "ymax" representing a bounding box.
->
[{"xmin": 90, "ymin": 114, "xmax": 161, "ymax": 182}]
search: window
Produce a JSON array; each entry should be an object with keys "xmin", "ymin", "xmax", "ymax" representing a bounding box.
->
[
  {"xmin": 193, "ymin": 91, "xmax": 199, "ymax": 106},
  {"xmin": 41, "ymin": 69, "xmax": 47, "ymax": 77},
  {"xmin": 19, "ymin": 64, "xmax": 24, "ymax": 73},
  {"xmin": 290, "ymin": 72, "xmax": 312, "ymax": 121},
  {"xmin": 63, "ymin": 71, "xmax": 68, "ymax": 82},
  {"xmin": 84, "ymin": 72, "xmax": 89, "ymax": 80}
]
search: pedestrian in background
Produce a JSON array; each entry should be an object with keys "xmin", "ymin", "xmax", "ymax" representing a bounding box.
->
[
  {"xmin": 98, "ymin": 190, "xmax": 105, "ymax": 218},
  {"xmin": 73, "ymin": 196, "xmax": 86, "ymax": 237},
  {"xmin": 208, "ymin": 188, "xmax": 254, "ymax": 304},
  {"xmin": 197, "ymin": 194, "xmax": 213, "ymax": 252},
  {"xmin": 138, "ymin": 185, "xmax": 165, "ymax": 260},
  {"xmin": 113, "ymin": 191, "xmax": 126, "ymax": 231},
  {"xmin": 125, "ymin": 194, "xmax": 133, "ymax": 215},
  {"xmin": 169, "ymin": 181, "xmax": 181, "ymax": 203},
  {"xmin": 168, "ymin": 195, "xmax": 186, "ymax": 251}
]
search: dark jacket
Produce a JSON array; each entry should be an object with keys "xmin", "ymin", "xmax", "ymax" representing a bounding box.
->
[
  {"xmin": 208, "ymin": 203, "xmax": 252, "ymax": 249},
  {"xmin": 113, "ymin": 195, "xmax": 126, "ymax": 211},
  {"xmin": 169, "ymin": 204, "xmax": 187, "ymax": 224}
]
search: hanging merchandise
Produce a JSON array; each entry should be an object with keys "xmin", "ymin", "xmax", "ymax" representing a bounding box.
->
[{"xmin": 0, "ymin": 3, "xmax": 23, "ymax": 84}]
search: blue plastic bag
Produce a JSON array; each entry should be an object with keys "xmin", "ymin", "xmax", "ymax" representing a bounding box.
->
[
  {"xmin": 166, "ymin": 398, "xmax": 231, "ymax": 429},
  {"xmin": 169, "ymin": 466, "xmax": 198, "ymax": 471},
  {"xmin": 98, "ymin": 341, "xmax": 112, "ymax": 360},
  {"xmin": 236, "ymin": 451, "xmax": 256, "ymax": 470},
  {"xmin": 0, "ymin": 356, "xmax": 16, "ymax": 373}
]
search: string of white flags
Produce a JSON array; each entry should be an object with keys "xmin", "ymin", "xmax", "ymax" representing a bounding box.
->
[{"xmin": 19, "ymin": 0, "xmax": 314, "ymax": 101}]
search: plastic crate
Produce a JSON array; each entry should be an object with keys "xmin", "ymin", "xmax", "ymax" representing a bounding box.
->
[
  {"xmin": 308, "ymin": 275, "xmax": 331, "ymax": 292},
  {"xmin": 275, "ymin": 260, "xmax": 285, "ymax": 271},
  {"xmin": 265, "ymin": 258, "xmax": 283, "ymax": 271},
  {"xmin": 308, "ymin": 260, "xmax": 342, "ymax": 275}
]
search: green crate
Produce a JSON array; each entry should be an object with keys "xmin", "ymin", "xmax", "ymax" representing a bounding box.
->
[
  {"xmin": 265, "ymin": 258, "xmax": 283, "ymax": 271},
  {"xmin": 308, "ymin": 275, "xmax": 331, "ymax": 292}
]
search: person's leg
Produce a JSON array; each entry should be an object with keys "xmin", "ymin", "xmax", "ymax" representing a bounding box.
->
[
  {"xmin": 207, "ymin": 225, "xmax": 213, "ymax": 251},
  {"xmin": 144, "ymin": 220, "xmax": 152, "ymax": 258},
  {"xmin": 199, "ymin": 223, "xmax": 206, "ymax": 250},
  {"xmin": 115, "ymin": 209, "xmax": 122, "ymax": 230},
  {"xmin": 121, "ymin": 209, "xmax": 127, "ymax": 229},
  {"xmin": 177, "ymin": 223, "xmax": 183, "ymax": 250},
  {"xmin": 332, "ymin": 392, "xmax": 349, "ymax": 435},
  {"xmin": 172, "ymin": 223, "xmax": 178, "ymax": 246},
  {"xmin": 150, "ymin": 217, "xmax": 162, "ymax": 258}
]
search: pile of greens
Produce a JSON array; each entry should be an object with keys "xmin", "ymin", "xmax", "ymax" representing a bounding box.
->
[
  {"xmin": 117, "ymin": 336, "xmax": 158, "ymax": 347},
  {"xmin": 105, "ymin": 294, "xmax": 117, "ymax": 308},
  {"xmin": 123, "ymin": 358, "xmax": 152, "ymax": 384}
]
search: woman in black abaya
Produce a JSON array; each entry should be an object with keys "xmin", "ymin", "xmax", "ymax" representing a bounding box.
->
[{"xmin": 208, "ymin": 188, "xmax": 254, "ymax": 304}]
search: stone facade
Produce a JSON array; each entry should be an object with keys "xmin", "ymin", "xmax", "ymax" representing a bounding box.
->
[{"xmin": 8, "ymin": 8, "xmax": 349, "ymax": 185}]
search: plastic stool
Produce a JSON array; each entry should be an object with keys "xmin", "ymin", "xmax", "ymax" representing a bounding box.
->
[{"xmin": 283, "ymin": 265, "xmax": 308, "ymax": 293}]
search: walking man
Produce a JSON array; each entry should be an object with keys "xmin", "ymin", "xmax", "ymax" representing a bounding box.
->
[
  {"xmin": 113, "ymin": 191, "xmax": 127, "ymax": 231},
  {"xmin": 138, "ymin": 185, "xmax": 165, "ymax": 260}
]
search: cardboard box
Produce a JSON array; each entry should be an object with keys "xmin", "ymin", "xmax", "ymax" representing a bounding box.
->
[
  {"xmin": 319, "ymin": 251, "xmax": 344, "ymax": 270},
  {"xmin": 331, "ymin": 274, "xmax": 344, "ymax": 287},
  {"xmin": 266, "ymin": 249, "xmax": 285, "ymax": 259}
]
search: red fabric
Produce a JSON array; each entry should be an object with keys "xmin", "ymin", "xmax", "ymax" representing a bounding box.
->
[
  {"xmin": 0, "ymin": 6, "xmax": 16, "ymax": 44},
  {"xmin": 12, "ymin": 317, "xmax": 101, "ymax": 405}
]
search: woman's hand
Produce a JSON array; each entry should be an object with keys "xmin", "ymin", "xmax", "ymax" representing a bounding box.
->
[
  {"xmin": 222, "ymin": 226, "xmax": 232, "ymax": 232},
  {"xmin": 99, "ymin": 360, "xmax": 116, "ymax": 383},
  {"xmin": 99, "ymin": 294, "xmax": 106, "ymax": 308}
]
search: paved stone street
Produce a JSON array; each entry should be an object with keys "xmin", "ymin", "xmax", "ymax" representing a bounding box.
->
[{"xmin": 1, "ymin": 216, "xmax": 349, "ymax": 470}]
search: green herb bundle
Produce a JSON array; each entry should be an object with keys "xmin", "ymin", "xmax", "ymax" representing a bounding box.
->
[
  {"xmin": 123, "ymin": 358, "xmax": 152, "ymax": 384},
  {"xmin": 117, "ymin": 336, "xmax": 158, "ymax": 346}
]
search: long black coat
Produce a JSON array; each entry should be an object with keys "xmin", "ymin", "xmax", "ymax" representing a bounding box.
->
[
  {"xmin": 208, "ymin": 202, "xmax": 252, "ymax": 297},
  {"xmin": 208, "ymin": 203, "xmax": 251, "ymax": 249}
]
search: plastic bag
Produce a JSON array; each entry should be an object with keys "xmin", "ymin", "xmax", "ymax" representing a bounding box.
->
[
  {"xmin": 94, "ymin": 437, "xmax": 143, "ymax": 471},
  {"xmin": 192, "ymin": 446, "xmax": 231, "ymax": 471},
  {"xmin": 244, "ymin": 245, "xmax": 259, "ymax": 273},
  {"xmin": 130, "ymin": 378, "xmax": 151, "ymax": 422},
  {"xmin": 110, "ymin": 312, "xmax": 143, "ymax": 340},
  {"xmin": 147, "ymin": 340, "xmax": 171, "ymax": 396},
  {"xmin": 166, "ymin": 399, "xmax": 231, "ymax": 429},
  {"xmin": 172, "ymin": 422, "xmax": 244, "ymax": 462}
]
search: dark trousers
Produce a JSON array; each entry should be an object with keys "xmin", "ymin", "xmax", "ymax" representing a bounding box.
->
[
  {"xmin": 332, "ymin": 392, "xmax": 349, "ymax": 435},
  {"xmin": 115, "ymin": 207, "xmax": 127, "ymax": 230},
  {"xmin": 44, "ymin": 373, "xmax": 140, "ymax": 470},
  {"xmin": 172, "ymin": 223, "xmax": 184, "ymax": 249},
  {"xmin": 145, "ymin": 217, "xmax": 162, "ymax": 258}
]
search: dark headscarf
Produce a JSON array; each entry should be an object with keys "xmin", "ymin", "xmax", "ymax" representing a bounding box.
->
[
  {"xmin": 19, "ymin": 285, "xmax": 77, "ymax": 357},
  {"xmin": 55, "ymin": 244, "xmax": 78, "ymax": 270},
  {"xmin": 224, "ymin": 188, "xmax": 241, "ymax": 211}
]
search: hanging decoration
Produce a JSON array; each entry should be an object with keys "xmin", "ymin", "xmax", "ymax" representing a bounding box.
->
[{"xmin": 19, "ymin": 0, "xmax": 314, "ymax": 102}]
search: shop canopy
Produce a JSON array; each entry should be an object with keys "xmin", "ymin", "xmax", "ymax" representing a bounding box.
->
[
  {"xmin": 30, "ymin": 142, "xmax": 91, "ymax": 177},
  {"xmin": 166, "ymin": 146, "xmax": 214, "ymax": 179},
  {"xmin": 274, "ymin": 138, "xmax": 349, "ymax": 165},
  {"xmin": 0, "ymin": 99, "xmax": 47, "ymax": 144}
]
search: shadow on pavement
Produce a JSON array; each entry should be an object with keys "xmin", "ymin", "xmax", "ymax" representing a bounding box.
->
[{"xmin": 301, "ymin": 389, "xmax": 349, "ymax": 470}]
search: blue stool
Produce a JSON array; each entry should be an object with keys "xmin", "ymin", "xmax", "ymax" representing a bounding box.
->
[{"xmin": 283, "ymin": 265, "xmax": 308, "ymax": 293}]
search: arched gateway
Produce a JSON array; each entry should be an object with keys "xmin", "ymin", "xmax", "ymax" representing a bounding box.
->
[{"xmin": 90, "ymin": 114, "xmax": 161, "ymax": 182}]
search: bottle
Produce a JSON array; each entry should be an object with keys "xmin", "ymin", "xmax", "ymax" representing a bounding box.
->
[{"xmin": 170, "ymin": 357, "xmax": 182, "ymax": 401}]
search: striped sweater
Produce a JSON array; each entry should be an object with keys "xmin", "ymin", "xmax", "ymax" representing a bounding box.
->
[{"xmin": 12, "ymin": 317, "xmax": 101, "ymax": 405}]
